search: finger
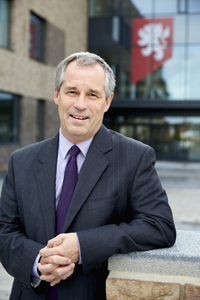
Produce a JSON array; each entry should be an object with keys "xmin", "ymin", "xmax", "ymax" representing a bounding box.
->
[
  {"xmin": 40, "ymin": 247, "xmax": 55, "ymax": 258},
  {"xmin": 40, "ymin": 255, "xmax": 71, "ymax": 266},
  {"xmin": 40, "ymin": 256, "xmax": 47, "ymax": 265},
  {"xmin": 47, "ymin": 236, "xmax": 63, "ymax": 249},
  {"xmin": 52, "ymin": 263, "xmax": 75, "ymax": 278},
  {"xmin": 40, "ymin": 263, "xmax": 75, "ymax": 283},
  {"xmin": 40, "ymin": 273, "xmax": 57, "ymax": 283},
  {"xmin": 40, "ymin": 237, "xmax": 63, "ymax": 258},
  {"xmin": 38, "ymin": 262, "xmax": 59, "ymax": 275},
  {"xmin": 50, "ymin": 278, "xmax": 62, "ymax": 287},
  {"xmin": 52, "ymin": 263, "xmax": 75, "ymax": 281}
]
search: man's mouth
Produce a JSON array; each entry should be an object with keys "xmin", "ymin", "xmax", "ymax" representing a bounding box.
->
[{"xmin": 70, "ymin": 115, "xmax": 88, "ymax": 120}]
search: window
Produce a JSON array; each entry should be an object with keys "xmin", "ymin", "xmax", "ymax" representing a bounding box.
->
[
  {"xmin": 29, "ymin": 12, "xmax": 45, "ymax": 62},
  {"xmin": 116, "ymin": 116, "xmax": 200, "ymax": 161},
  {"xmin": 89, "ymin": 0, "xmax": 200, "ymax": 101},
  {"xmin": 0, "ymin": 0, "xmax": 11, "ymax": 48},
  {"xmin": 37, "ymin": 100, "xmax": 45, "ymax": 141},
  {"xmin": 0, "ymin": 91, "xmax": 19, "ymax": 143}
]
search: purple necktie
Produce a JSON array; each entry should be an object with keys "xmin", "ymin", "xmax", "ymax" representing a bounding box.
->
[
  {"xmin": 56, "ymin": 144, "xmax": 80, "ymax": 234},
  {"xmin": 48, "ymin": 145, "xmax": 80, "ymax": 300}
]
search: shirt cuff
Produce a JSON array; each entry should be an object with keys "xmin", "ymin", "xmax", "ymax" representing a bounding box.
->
[
  {"xmin": 31, "ymin": 253, "xmax": 41, "ymax": 277},
  {"xmin": 30, "ymin": 253, "xmax": 41, "ymax": 288},
  {"xmin": 76, "ymin": 233, "xmax": 82, "ymax": 264}
]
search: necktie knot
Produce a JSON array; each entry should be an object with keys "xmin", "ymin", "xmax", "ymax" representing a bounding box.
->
[{"xmin": 71, "ymin": 145, "xmax": 80, "ymax": 157}]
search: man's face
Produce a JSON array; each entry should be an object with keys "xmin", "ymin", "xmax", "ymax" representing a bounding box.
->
[{"xmin": 54, "ymin": 60, "xmax": 113, "ymax": 144}]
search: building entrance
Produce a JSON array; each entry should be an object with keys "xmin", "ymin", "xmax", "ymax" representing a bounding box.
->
[{"xmin": 104, "ymin": 115, "xmax": 200, "ymax": 161}]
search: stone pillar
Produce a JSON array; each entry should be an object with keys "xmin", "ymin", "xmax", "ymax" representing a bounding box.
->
[{"xmin": 106, "ymin": 230, "xmax": 200, "ymax": 300}]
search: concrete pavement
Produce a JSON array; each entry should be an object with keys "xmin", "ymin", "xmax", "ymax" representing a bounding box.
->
[
  {"xmin": 0, "ymin": 161, "xmax": 200, "ymax": 298},
  {"xmin": 156, "ymin": 161, "xmax": 200, "ymax": 231}
]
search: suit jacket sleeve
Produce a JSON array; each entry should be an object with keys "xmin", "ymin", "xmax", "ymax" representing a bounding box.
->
[
  {"xmin": 0, "ymin": 153, "xmax": 44, "ymax": 288},
  {"xmin": 77, "ymin": 144, "xmax": 176, "ymax": 274}
]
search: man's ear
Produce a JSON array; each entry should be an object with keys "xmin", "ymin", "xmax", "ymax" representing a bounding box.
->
[
  {"xmin": 104, "ymin": 92, "xmax": 114, "ymax": 113},
  {"xmin": 54, "ymin": 87, "xmax": 59, "ymax": 105}
]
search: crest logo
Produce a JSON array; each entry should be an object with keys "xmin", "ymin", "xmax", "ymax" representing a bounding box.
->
[{"xmin": 131, "ymin": 18, "xmax": 173, "ymax": 85}]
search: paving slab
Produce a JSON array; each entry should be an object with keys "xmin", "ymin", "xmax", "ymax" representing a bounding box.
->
[
  {"xmin": 0, "ymin": 265, "xmax": 13, "ymax": 300},
  {"xmin": 155, "ymin": 161, "xmax": 200, "ymax": 231}
]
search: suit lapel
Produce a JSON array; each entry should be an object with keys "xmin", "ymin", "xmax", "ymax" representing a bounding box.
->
[
  {"xmin": 34, "ymin": 134, "xmax": 59, "ymax": 241},
  {"xmin": 62, "ymin": 125, "xmax": 112, "ymax": 232}
]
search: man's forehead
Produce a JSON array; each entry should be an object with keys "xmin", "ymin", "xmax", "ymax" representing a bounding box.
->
[{"xmin": 65, "ymin": 60, "xmax": 105, "ymax": 73}]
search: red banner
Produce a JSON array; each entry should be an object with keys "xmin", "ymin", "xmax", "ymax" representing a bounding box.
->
[{"xmin": 131, "ymin": 18, "xmax": 173, "ymax": 85}]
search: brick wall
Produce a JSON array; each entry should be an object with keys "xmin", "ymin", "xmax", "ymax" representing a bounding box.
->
[{"xmin": 0, "ymin": 0, "xmax": 88, "ymax": 170}]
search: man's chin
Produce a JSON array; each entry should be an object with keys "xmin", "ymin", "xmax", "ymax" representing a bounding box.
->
[{"xmin": 67, "ymin": 130, "xmax": 89, "ymax": 143}]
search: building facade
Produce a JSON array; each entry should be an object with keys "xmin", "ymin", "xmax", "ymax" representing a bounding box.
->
[
  {"xmin": 89, "ymin": 0, "xmax": 200, "ymax": 161},
  {"xmin": 1, "ymin": 0, "xmax": 200, "ymax": 169},
  {"xmin": 0, "ymin": 0, "xmax": 88, "ymax": 170}
]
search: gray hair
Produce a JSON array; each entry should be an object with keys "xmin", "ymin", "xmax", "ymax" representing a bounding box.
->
[{"xmin": 54, "ymin": 52, "xmax": 115, "ymax": 99}]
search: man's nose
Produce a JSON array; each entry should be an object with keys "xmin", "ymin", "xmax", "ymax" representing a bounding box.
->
[{"xmin": 74, "ymin": 94, "xmax": 87, "ymax": 110}]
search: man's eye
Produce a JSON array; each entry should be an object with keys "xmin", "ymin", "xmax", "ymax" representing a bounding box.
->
[{"xmin": 90, "ymin": 93, "xmax": 97, "ymax": 97}]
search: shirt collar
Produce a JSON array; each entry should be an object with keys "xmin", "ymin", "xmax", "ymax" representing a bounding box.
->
[{"xmin": 59, "ymin": 128, "xmax": 93, "ymax": 159}]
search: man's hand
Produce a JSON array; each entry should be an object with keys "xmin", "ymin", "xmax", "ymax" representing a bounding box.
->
[
  {"xmin": 38, "ymin": 233, "xmax": 79, "ymax": 286},
  {"xmin": 40, "ymin": 233, "xmax": 79, "ymax": 264},
  {"xmin": 38, "ymin": 261, "xmax": 75, "ymax": 286}
]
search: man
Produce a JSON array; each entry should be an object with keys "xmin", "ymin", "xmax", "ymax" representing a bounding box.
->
[{"xmin": 0, "ymin": 52, "xmax": 176, "ymax": 300}]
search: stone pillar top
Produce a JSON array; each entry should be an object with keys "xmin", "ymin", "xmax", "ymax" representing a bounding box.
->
[{"xmin": 108, "ymin": 230, "xmax": 200, "ymax": 278}]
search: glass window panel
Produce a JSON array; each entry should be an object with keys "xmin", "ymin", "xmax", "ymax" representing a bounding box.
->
[
  {"xmin": 151, "ymin": 67, "xmax": 171, "ymax": 100},
  {"xmin": 147, "ymin": 117, "xmax": 200, "ymax": 161},
  {"xmin": 120, "ymin": 0, "xmax": 128, "ymax": 15},
  {"xmin": 0, "ymin": 0, "xmax": 10, "ymax": 48},
  {"xmin": 155, "ymin": 0, "xmax": 178, "ymax": 14},
  {"xmin": 187, "ymin": 123, "xmax": 200, "ymax": 160},
  {"xmin": 179, "ymin": 0, "xmax": 186, "ymax": 13},
  {"xmin": 136, "ymin": 125, "xmax": 150, "ymax": 144},
  {"xmin": 89, "ymin": 17, "xmax": 116, "ymax": 48},
  {"xmin": 188, "ymin": 15, "xmax": 200, "ymax": 43},
  {"xmin": 112, "ymin": 0, "xmax": 119, "ymax": 15},
  {"xmin": 152, "ymin": 46, "xmax": 185, "ymax": 100},
  {"xmin": 130, "ymin": 46, "xmax": 185, "ymax": 100},
  {"xmin": 112, "ymin": 16, "xmax": 120, "ymax": 43},
  {"xmin": 113, "ymin": 116, "xmax": 200, "ymax": 161},
  {"xmin": 130, "ymin": 50, "xmax": 152, "ymax": 99},
  {"xmin": 29, "ymin": 13, "xmax": 45, "ymax": 62},
  {"xmin": 89, "ymin": 0, "xmax": 111, "ymax": 17},
  {"xmin": 130, "ymin": 0, "xmax": 152, "ymax": 16},
  {"xmin": 0, "ymin": 91, "xmax": 19, "ymax": 143},
  {"xmin": 188, "ymin": 0, "xmax": 200, "ymax": 13},
  {"xmin": 119, "ymin": 125, "xmax": 134, "ymax": 137},
  {"xmin": 172, "ymin": 15, "xmax": 186, "ymax": 44},
  {"xmin": 187, "ymin": 46, "xmax": 200, "ymax": 100},
  {"xmin": 0, "ymin": 106, "xmax": 12, "ymax": 142},
  {"xmin": 164, "ymin": 117, "xmax": 200, "ymax": 161}
]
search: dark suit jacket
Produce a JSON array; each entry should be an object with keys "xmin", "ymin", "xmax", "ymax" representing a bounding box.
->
[{"xmin": 0, "ymin": 125, "xmax": 176, "ymax": 300}]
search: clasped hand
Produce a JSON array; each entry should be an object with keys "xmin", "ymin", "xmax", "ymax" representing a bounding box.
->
[{"xmin": 38, "ymin": 233, "xmax": 79, "ymax": 286}]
